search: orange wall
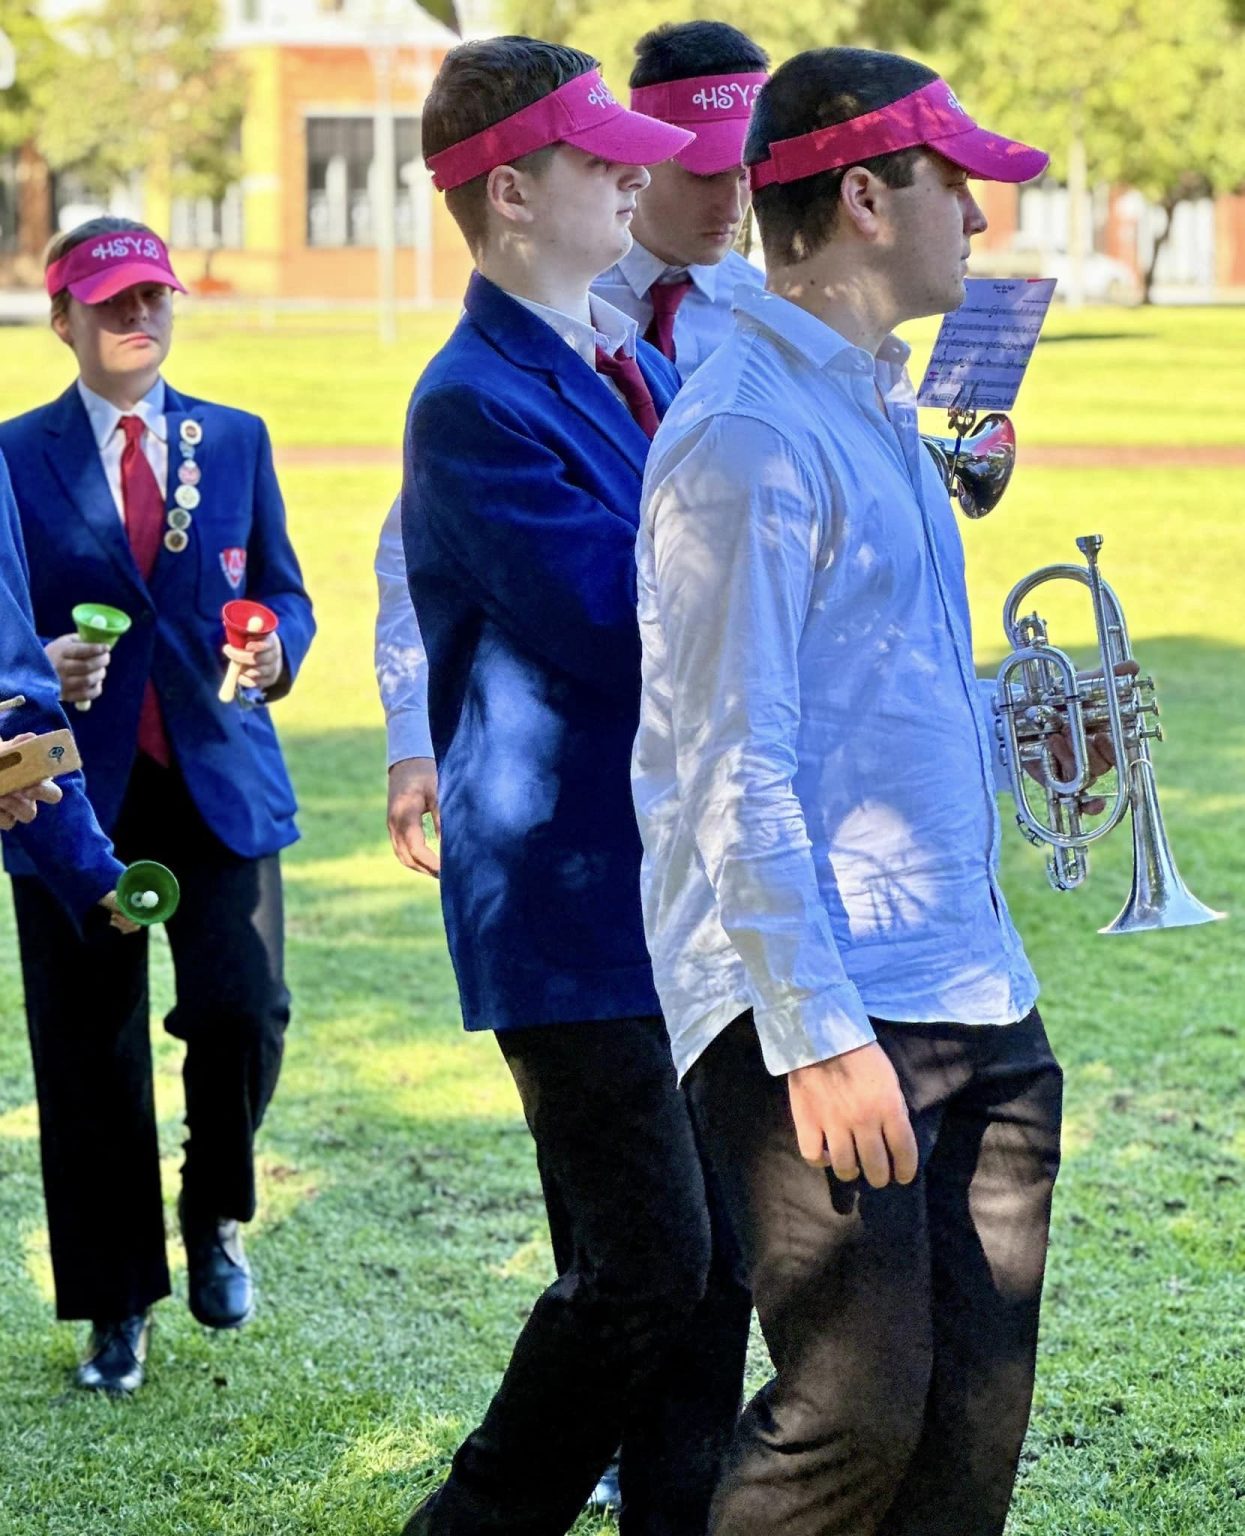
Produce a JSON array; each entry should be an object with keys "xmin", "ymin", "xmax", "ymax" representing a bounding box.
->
[
  {"xmin": 975, "ymin": 182, "xmax": 1021, "ymax": 251},
  {"xmin": 1216, "ymin": 194, "xmax": 1245, "ymax": 286},
  {"xmin": 180, "ymin": 40, "xmax": 475, "ymax": 303}
]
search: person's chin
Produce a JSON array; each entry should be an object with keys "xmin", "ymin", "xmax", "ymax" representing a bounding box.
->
[
  {"xmin": 938, "ymin": 275, "xmax": 968, "ymax": 312},
  {"xmin": 697, "ymin": 231, "xmax": 737, "ymax": 264},
  {"xmin": 111, "ymin": 339, "xmax": 162, "ymax": 367}
]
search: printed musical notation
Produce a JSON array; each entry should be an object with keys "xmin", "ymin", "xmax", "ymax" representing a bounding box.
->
[{"xmin": 917, "ymin": 278, "xmax": 1057, "ymax": 411}]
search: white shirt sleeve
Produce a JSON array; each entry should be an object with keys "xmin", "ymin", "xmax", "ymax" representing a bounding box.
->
[
  {"xmin": 374, "ymin": 495, "xmax": 434, "ymax": 765},
  {"xmin": 645, "ymin": 415, "xmax": 876, "ymax": 1074}
]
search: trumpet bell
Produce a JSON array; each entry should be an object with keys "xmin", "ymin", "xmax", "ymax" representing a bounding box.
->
[
  {"xmin": 923, "ymin": 412, "xmax": 1016, "ymax": 518},
  {"xmin": 1100, "ymin": 760, "xmax": 1226, "ymax": 934}
]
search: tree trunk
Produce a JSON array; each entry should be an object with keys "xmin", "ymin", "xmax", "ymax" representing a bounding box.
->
[
  {"xmin": 1143, "ymin": 198, "xmax": 1178, "ymax": 304},
  {"xmin": 1065, "ymin": 133, "xmax": 1089, "ymax": 309},
  {"xmin": 17, "ymin": 140, "xmax": 54, "ymax": 262}
]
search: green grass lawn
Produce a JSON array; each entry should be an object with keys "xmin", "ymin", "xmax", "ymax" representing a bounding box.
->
[{"xmin": 0, "ymin": 301, "xmax": 1243, "ymax": 1535}]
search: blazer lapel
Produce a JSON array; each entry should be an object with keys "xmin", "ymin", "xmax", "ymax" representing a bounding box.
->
[
  {"xmin": 41, "ymin": 386, "xmax": 145, "ymax": 595},
  {"xmin": 465, "ymin": 273, "xmax": 651, "ymax": 482},
  {"xmin": 546, "ymin": 354, "xmax": 651, "ymax": 480}
]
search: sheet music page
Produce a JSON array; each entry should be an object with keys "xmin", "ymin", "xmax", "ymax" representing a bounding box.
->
[{"xmin": 917, "ymin": 278, "xmax": 1057, "ymax": 411}]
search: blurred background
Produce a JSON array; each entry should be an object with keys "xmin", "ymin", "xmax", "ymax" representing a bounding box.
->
[{"xmin": 1, "ymin": 0, "xmax": 1244, "ymax": 323}]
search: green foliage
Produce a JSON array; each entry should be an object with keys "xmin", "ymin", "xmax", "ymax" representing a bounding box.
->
[
  {"xmin": 0, "ymin": 1, "xmax": 67, "ymax": 154},
  {"xmin": 34, "ymin": 0, "xmax": 246, "ymax": 202},
  {"xmin": 507, "ymin": 0, "xmax": 957, "ymax": 84},
  {"xmin": 409, "ymin": 0, "xmax": 461, "ymax": 30},
  {"xmin": 933, "ymin": 0, "xmax": 1245, "ymax": 206},
  {"xmin": 0, "ymin": 302, "xmax": 1243, "ymax": 1532}
]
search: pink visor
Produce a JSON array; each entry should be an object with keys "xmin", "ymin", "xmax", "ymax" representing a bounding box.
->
[
  {"xmin": 426, "ymin": 70, "xmax": 695, "ymax": 191},
  {"xmin": 630, "ymin": 73, "xmax": 768, "ymax": 175},
  {"xmin": 45, "ymin": 230, "xmax": 186, "ymax": 305},
  {"xmin": 748, "ymin": 79, "xmax": 1048, "ymax": 191}
]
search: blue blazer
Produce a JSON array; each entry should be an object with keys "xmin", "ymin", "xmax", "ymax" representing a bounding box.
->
[
  {"xmin": 0, "ymin": 450, "xmax": 125, "ymax": 921},
  {"xmin": 402, "ymin": 272, "xmax": 679, "ymax": 1032},
  {"xmin": 0, "ymin": 385, "xmax": 314, "ymax": 867}
]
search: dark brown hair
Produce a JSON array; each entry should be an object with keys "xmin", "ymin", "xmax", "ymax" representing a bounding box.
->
[
  {"xmin": 630, "ymin": 21, "xmax": 768, "ymax": 89},
  {"xmin": 746, "ymin": 48, "xmax": 937, "ymax": 265},
  {"xmin": 424, "ymin": 36, "xmax": 597, "ymax": 250}
]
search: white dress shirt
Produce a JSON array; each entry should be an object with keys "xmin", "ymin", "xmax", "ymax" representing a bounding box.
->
[
  {"xmin": 593, "ymin": 241, "xmax": 764, "ymax": 383},
  {"xmin": 632, "ymin": 286, "xmax": 1039, "ymax": 1082},
  {"xmin": 373, "ymin": 289, "xmax": 641, "ymax": 767},
  {"xmin": 77, "ymin": 377, "xmax": 168, "ymax": 518}
]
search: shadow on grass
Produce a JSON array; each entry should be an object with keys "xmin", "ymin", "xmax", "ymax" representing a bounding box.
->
[
  {"xmin": 1038, "ymin": 331, "xmax": 1158, "ymax": 345},
  {"xmin": 1, "ymin": 637, "xmax": 1242, "ymax": 1533}
]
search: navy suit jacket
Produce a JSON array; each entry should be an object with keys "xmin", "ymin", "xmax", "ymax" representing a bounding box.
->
[
  {"xmin": 0, "ymin": 384, "xmax": 314, "ymax": 869},
  {"xmin": 402, "ymin": 272, "xmax": 679, "ymax": 1032},
  {"xmin": 0, "ymin": 450, "xmax": 125, "ymax": 921}
]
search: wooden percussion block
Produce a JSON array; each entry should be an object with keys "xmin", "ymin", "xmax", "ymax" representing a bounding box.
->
[{"xmin": 0, "ymin": 730, "xmax": 82, "ymax": 794}]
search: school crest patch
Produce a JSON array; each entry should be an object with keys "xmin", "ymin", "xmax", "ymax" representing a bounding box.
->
[{"xmin": 220, "ymin": 548, "xmax": 247, "ymax": 590}]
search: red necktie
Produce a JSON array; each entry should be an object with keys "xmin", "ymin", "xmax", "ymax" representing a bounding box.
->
[
  {"xmin": 643, "ymin": 276, "xmax": 693, "ymax": 361},
  {"xmin": 118, "ymin": 415, "xmax": 171, "ymax": 767},
  {"xmin": 595, "ymin": 347, "xmax": 661, "ymax": 440}
]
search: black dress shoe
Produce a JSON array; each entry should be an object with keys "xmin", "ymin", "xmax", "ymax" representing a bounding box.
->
[
  {"xmin": 180, "ymin": 1199, "xmax": 254, "ymax": 1329},
  {"xmin": 399, "ymin": 1489, "xmax": 441, "ymax": 1535},
  {"xmin": 75, "ymin": 1313, "xmax": 150, "ymax": 1393}
]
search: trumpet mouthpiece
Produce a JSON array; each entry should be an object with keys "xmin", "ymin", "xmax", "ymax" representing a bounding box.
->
[{"xmin": 1076, "ymin": 533, "xmax": 1104, "ymax": 559}]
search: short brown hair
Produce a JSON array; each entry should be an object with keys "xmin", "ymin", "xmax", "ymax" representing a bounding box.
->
[
  {"xmin": 46, "ymin": 215, "xmax": 159, "ymax": 323},
  {"xmin": 423, "ymin": 36, "xmax": 597, "ymax": 251},
  {"xmin": 746, "ymin": 49, "xmax": 937, "ymax": 266}
]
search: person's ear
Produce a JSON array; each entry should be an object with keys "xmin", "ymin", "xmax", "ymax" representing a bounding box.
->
[
  {"xmin": 486, "ymin": 164, "xmax": 536, "ymax": 225},
  {"xmin": 839, "ymin": 167, "xmax": 885, "ymax": 240},
  {"xmin": 50, "ymin": 307, "xmax": 74, "ymax": 348}
]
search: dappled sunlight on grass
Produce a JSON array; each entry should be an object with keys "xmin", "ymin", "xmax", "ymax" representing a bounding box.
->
[
  {"xmin": 0, "ymin": 1099, "xmax": 38, "ymax": 1141},
  {"xmin": 332, "ymin": 1420, "xmax": 444, "ymax": 1478},
  {"xmin": 285, "ymin": 1037, "xmax": 518, "ymax": 1124},
  {"xmin": 1058, "ymin": 1108, "xmax": 1097, "ymax": 1159},
  {"xmin": 285, "ymin": 851, "xmax": 441, "ymax": 891},
  {"xmin": 21, "ymin": 1225, "xmax": 55, "ymax": 1305},
  {"xmin": 492, "ymin": 1234, "xmax": 555, "ymax": 1283},
  {"xmin": 0, "ymin": 305, "xmax": 1241, "ymax": 1533}
]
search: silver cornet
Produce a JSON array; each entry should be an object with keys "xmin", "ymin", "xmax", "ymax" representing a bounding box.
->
[
  {"xmin": 993, "ymin": 534, "xmax": 1223, "ymax": 934},
  {"xmin": 922, "ymin": 407, "xmax": 1016, "ymax": 518}
]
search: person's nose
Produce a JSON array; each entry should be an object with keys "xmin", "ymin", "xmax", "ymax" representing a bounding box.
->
[
  {"xmin": 717, "ymin": 174, "xmax": 745, "ymax": 227},
  {"xmin": 963, "ymin": 189, "xmax": 987, "ymax": 238},
  {"xmin": 117, "ymin": 293, "xmax": 148, "ymax": 326},
  {"xmin": 622, "ymin": 163, "xmax": 650, "ymax": 193}
]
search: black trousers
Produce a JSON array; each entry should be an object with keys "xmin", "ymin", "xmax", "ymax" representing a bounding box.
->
[
  {"xmin": 429, "ymin": 1014, "xmax": 753, "ymax": 1536},
  {"xmin": 11, "ymin": 755, "xmax": 289, "ymax": 1321},
  {"xmin": 684, "ymin": 1010, "xmax": 1063, "ymax": 1536}
]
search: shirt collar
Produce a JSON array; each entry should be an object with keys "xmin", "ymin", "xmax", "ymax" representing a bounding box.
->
[
  {"xmin": 511, "ymin": 291, "xmax": 639, "ymax": 369},
  {"xmin": 732, "ymin": 287, "xmax": 911, "ymax": 383},
  {"xmin": 618, "ymin": 239, "xmax": 717, "ymax": 304},
  {"xmin": 77, "ymin": 376, "xmax": 167, "ymax": 450}
]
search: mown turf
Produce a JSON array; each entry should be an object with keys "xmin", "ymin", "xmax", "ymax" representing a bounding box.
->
[{"xmin": 0, "ymin": 302, "xmax": 1242, "ymax": 1535}]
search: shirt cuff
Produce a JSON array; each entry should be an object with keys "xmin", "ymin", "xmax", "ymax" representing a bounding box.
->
[
  {"xmin": 386, "ymin": 706, "xmax": 434, "ymax": 766},
  {"xmin": 753, "ymin": 983, "xmax": 877, "ymax": 1076}
]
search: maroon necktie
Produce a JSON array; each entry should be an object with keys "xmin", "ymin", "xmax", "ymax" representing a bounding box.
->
[
  {"xmin": 594, "ymin": 347, "xmax": 661, "ymax": 440},
  {"xmin": 118, "ymin": 415, "xmax": 171, "ymax": 767},
  {"xmin": 643, "ymin": 276, "xmax": 693, "ymax": 361}
]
